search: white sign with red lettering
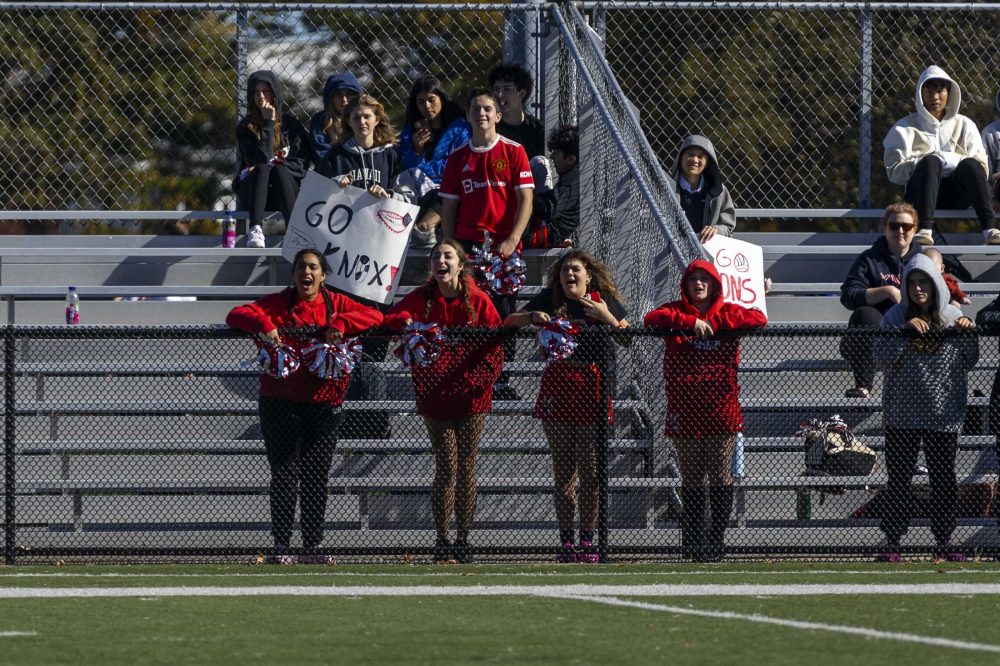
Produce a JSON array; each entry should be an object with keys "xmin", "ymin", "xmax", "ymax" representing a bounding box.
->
[
  {"xmin": 282, "ymin": 171, "xmax": 419, "ymax": 304},
  {"xmin": 702, "ymin": 235, "xmax": 767, "ymax": 317}
]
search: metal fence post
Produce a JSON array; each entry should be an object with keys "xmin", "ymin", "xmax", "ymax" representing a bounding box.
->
[
  {"xmin": 858, "ymin": 7, "xmax": 873, "ymax": 227},
  {"xmin": 4, "ymin": 325, "xmax": 16, "ymax": 564},
  {"xmin": 596, "ymin": 326, "xmax": 612, "ymax": 563},
  {"xmin": 235, "ymin": 7, "xmax": 248, "ymax": 129},
  {"xmin": 504, "ymin": 0, "xmax": 544, "ymax": 118}
]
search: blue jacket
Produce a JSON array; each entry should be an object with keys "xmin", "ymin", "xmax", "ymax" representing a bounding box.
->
[{"xmin": 397, "ymin": 117, "xmax": 471, "ymax": 184}]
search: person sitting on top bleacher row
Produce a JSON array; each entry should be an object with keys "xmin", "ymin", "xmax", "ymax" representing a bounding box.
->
[
  {"xmin": 839, "ymin": 202, "xmax": 922, "ymax": 399},
  {"xmin": 883, "ymin": 65, "xmax": 1000, "ymax": 247},
  {"xmin": 982, "ymin": 82, "xmax": 1000, "ymax": 214},
  {"xmin": 673, "ymin": 134, "xmax": 736, "ymax": 243}
]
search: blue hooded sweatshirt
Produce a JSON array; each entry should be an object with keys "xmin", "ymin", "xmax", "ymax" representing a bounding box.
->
[{"xmin": 308, "ymin": 72, "xmax": 363, "ymax": 165}]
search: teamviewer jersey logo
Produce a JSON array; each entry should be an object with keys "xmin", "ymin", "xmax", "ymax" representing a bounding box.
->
[{"xmin": 462, "ymin": 179, "xmax": 474, "ymax": 194}]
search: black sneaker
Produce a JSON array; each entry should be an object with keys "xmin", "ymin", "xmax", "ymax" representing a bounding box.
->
[
  {"xmin": 454, "ymin": 540, "xmax": 474, "ymax": 564},
  {"xmin": 433, "ymin": 538, "xmax": 456, "ymax": 564}
]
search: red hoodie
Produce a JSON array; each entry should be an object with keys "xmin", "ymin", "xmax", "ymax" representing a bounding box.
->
[
  {"xmin": 643, "ymin": 259, "xmax": 767, "ymax": 438},
  {"xmin": 227, "ymin": 287, "xmax": 384, "ymax": 406},
  {"xmin": 384, "ymin": 276, "xmax": 503, "ymax": 420}
]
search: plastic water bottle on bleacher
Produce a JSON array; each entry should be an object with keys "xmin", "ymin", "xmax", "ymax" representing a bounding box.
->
[
  {"xmin": 65, "ymin": 286, "xmax": 80, "ymax": 325},
  {"xmin": 222, "ymin": 209, "xmax": 237, "ymax": 249}
]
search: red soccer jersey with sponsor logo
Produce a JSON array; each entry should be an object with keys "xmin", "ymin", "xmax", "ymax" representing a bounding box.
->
[{"xmin": 439, "ymin": 136, "xmax": 534, "ymax": 244}]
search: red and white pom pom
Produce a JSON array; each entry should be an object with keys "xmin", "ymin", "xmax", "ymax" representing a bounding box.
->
[
  {"xmin": 256, "ymin": 342, "xmax": 301, "ymax": 379},
  {"xmin": 394, "ymin": 322, "xmax": 445, "ymax": 368},
  {"xmin": 301, "ymin": 338, "xmax": 363, "ymax": 380},
  {"xmin": 537, "ymin": 318, "xmax": 580, "ymax": 361},
  {"xmin": 469, "ymin": 232, "xmax": 527, "ymax": 295}
]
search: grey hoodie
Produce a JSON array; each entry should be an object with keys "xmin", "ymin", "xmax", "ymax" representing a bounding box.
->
[
  {"xmin": 872, "ymin": 253, "xmax": 978, "ymax": 432},
  {"xmin": 981, "ymin": 86, "xmax": 1000, "ymax": 178},
  {"xmin": 672, "ymin": 134, "xmax": 736, "ymax": 237},
  {"xmin": 883, "ymin": 65, "xmax": 989, "ymax": 186}
]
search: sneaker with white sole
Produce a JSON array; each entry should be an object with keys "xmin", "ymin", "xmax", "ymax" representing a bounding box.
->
[
  {"xmin": 984, "ymin": 229, "xmax": 1000, "ymax": 245},
  {"xmin": 247, "ymin": 224, "xmax": 266, "ymax": 248},
  {"xmin": 913, "ymin": 229, "xmax": 934, "ymax": 246}
]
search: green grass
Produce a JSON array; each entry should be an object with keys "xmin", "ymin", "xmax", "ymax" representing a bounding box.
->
[{"xmin": 1, "ymin": 563, "xmax": 999, "ymax": 665}]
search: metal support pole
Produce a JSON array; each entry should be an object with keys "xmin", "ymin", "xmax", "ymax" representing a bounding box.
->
[
  {"xmin": 595, "ymin": 326, "xmax": 612, "ymax": 563},
  {"xmin": 4, "ymin": 325, "xmax": 17, "ymax": 564},
  {"xmin": 235, "ymin": 7, "xmax": 248, "ymax": 129},
  {"xmin": 858, "ymin": 8, "xmax": 873, "ymax": 228}
]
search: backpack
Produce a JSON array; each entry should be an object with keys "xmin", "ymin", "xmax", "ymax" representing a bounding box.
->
[{"xmin": 796, "ymin": 414, "xmax": 877, "ymax": 492}]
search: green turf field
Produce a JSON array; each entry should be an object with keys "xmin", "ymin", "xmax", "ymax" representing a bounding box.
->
[{"xmin": 1, "ymin": 562, "xmax": 999, "ymax": 665}]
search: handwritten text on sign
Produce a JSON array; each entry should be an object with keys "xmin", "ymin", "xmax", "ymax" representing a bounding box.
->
[
  {"xmin": 282, "ymin": 171, "xmax": 418, "ymax": 304},
  {"xmin": 702, "ymin": 235, "xmax": 767, "ymax": 317}
]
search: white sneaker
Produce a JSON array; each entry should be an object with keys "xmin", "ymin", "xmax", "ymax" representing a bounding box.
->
[
  {"xmin": 984, "ymin": 229, "xmax": 1000, "ymax": 245},
  {"xmin": 247, "ymin": 225, "xmax": 265, "ymax": 248},
  {"xmin": 913, "ymin": 229, "xmax": 934, "ymax": 246}
]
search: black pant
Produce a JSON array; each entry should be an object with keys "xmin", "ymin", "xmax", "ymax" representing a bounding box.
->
[
  {"xmin": 880, "ymin": 428, "xmax": 959, "ymax": 546},
  {"xmin": 237, "ymin": 163, "xmax": 299, "ymax": 227},
  {"xmin": 258, "ymin": 397, "xmax": 343, "ymax": 548},
  {"xmin": 840, "ymin": 305, "xmax": 882, "ymax": 390},
  {"xmin": 904, "ymin": 156, "xmax": 996, "ymax": 232}
]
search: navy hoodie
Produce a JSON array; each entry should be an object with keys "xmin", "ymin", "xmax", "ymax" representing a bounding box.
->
[
  {"xmin": 235, "ymin": 70, "xmax": 309, "ymax": 185},
  {"xmin": 317, "ymin": 139, "xmax": 413, "ymax": 203},
  {"xmin": 839, "ymin": 236, "xmax": 921, "ymax": 314}
]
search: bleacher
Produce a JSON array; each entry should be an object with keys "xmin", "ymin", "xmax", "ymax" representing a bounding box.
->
[{"xmin": 5, "ymin": 214, "xmax": 999, "ymax": 558}]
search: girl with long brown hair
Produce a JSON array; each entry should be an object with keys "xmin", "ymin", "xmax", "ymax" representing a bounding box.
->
[
  {"xmin": 505, "ymin": 250, "xmax": 627, "ymax": 563},
  {"xmin": 384, "ymin": 239, "xmax": 503, "ymax": 563}
]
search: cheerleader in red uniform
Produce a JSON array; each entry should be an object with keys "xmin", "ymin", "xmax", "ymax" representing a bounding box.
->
[
  {"xmin": 505, "ymin": 250, "xmax": 627, "ymax": 563},
  {"xmin": 227, "ymin": 248, "xmax": 383, "ymax": 564},
  {"xmin": 384, "ymin": 238, "xmax": 503, "ymax": 563},
  {"xmin": 644, "ymin": 259, "xmax": 767, "ymax": 561}
]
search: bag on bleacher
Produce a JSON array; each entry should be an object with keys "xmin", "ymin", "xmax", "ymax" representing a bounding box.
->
[
  {"xmin": 340, "ymin": 362, "xmax": 391, "ymax": 439},
  {"xmin": 796, "ymin": 414, "xmax": 876, "ymax": 492}
]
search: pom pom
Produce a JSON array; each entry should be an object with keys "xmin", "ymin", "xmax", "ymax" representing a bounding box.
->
[
  {"xmin": 255, "ymin": 342, "xmax": 300, "ymax": 379},
  {"xmin": 537, "ymin": 318, "xmax": 580, "ymax": 361},
  {"xmin": 301, "ymin": 338, "xmax": 363, "ymax": 380},
  {"xmin": 469, "ymin": 232, "xmax": 526, "ymax": 295},
  {"xmin": 394, "ymin": 322, "xmax": 445, "ymax": 368}
]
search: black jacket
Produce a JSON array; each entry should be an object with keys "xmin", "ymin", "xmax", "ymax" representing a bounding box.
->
[
  {"xmin": 498, "ymin": 113, "xmax": 545, "ymax": 159},
  {"xmin": 235, "ymin": 70, "xmax": 309, "ymax": 184}
]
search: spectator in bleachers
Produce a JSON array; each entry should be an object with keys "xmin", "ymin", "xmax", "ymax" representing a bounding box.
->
[
  {"xmin": 839, "ymin": 203, "xmax": 923, "ymax": 399},
  {"xmin": 308, "ymin": 71, "xmax": 363, "ymax": 166},
  {"xmin": 396, "ymin": 75, "xmax": 472, "ymax": 283},
  {"xmin": 235, "ymin": 70, "xmax": 310, "ymax": 249},
  {"xmin": 441, "ymin": 87, "xmax": 534, "ymax": 401},
  {"xmin": 883, "ymin": 66, "xmax": 1000, "ymax": 246},
  {"xmin": 505, "ymin": 249, "xmax": 628, "ymax": 563},
  {"xmin": 489, "ymin": 63, "xmax": 545, "ymax": 159},
  {"xmin": 226, "ymin": 248, "xmax": 383, "ymax": 564},
  {"xmin": 317, "ymin": 95, "xmax": 412, "ymax": 203},
  {"xmin": 529, "ymin": 125, "xmax": 580, "ymax": 248},
  {"xmin": 384, "ymin": 239, "xmax": 503, "ymax": 564},
  {"xmin": 871, "ymin": 252, "xmax": 976, "ymax": 563},
  {"xmin": 923, "ymin": 248, "xmax": 970, "ymax": 307},
  {"xmin": 982, "ymin": 84, "xmax": 1000, "ymax": 213},
  {"xmin": 644, "ymin": 259, "xmax": 767, "ymax": 561},
  {"xmin": 673, "ymin": 135, "xmax": 736, "ymax": 243}
]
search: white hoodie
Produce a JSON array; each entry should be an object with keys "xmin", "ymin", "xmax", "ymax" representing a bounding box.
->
[
  {"xmin": 883, "ymin": 65, "xmax": 988, "ymax": 186},
  {"xmin": 981, "ymin": 86, "xmax": 1000, "ymax": 178}
]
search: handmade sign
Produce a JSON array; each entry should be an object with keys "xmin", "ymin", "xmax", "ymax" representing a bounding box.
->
[{"xmin": 701, "ymin": 235, "xmax": 768, "ymax": 317}]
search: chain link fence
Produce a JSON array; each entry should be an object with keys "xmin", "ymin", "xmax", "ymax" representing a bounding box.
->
[{"xmin": 4, "ymin": 324, "xmax": 999, "ymax": 563}]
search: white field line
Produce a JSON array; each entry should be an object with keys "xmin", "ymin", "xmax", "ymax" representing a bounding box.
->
[
  {"xmin": 0, "ymin": 632, "xmax": 37, "ymax": 637},
  {"xmin": 2, "ymin": 569, "xmax": 1000, "ymax": 580},
  {"xmin": 3, "ymin": 583, "xmax": 1000, "ymax": 598},
  {"xmin": 552, "ymin": 594, "xmax": 1000, "ymax": 655}
]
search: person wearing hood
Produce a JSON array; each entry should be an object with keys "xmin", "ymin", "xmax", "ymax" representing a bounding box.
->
[
  {"xmin": 872, "ymin": 252, "xmax": 976, "ymax": 563},
  {"xmin": 674, "ymin": 135, "xmax": 736, "ymax": 243},
  {"xmin": 839, "ymin": 203, "xmax": 922, "ymax": 399},
  {"xmin": 883, "ymin": 65, "xmax": 998, "ymax": 246},
  {"xmin": 981, "ymin": 85, "xmax": 1000, "ymax": 212},
  {"xmin": 506, "ymin": 249, "xmax": 628, "ymax": 564},
  {"xmin": 644, "ymin": 259, "xmax": 767, "ymax": 561},
  {"xmin": 317, "ymin": 94, "xmax": 412, "ymax": 204},
  {"xmin": 308, "ymin": 71, "xmax": 363, "ymax": 166},
  {"xmin": 235, "ymin": 70, "xmax": 310, "ymax": 249}
]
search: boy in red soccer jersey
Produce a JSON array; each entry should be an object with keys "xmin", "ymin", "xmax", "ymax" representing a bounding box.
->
[{"xmin": 440, "ymin": 87, "xmax": 534, "ymax": 400}]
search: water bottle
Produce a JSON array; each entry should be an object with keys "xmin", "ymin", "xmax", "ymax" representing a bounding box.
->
[
  {"xmin": 222, "ymin": 209, "xmax": 237, "ymax": 249},
  {"xmin": 65, "ymin": 286, "xmax": 80, "ymax": 325},
  {"xmin": 795, "ymin": 487, "xmax": 812, "ymax": 520},
  {"xmin": 731, "ymin": 431, "xmax": 745, "ymax": 479}
]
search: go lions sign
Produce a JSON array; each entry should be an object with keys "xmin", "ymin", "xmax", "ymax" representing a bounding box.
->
[
  {"xmin": 702, "ymin": 235, "xmax": 767, "ymax": 317},
  {"xmin": 283, "ymin": 171, "xmax": 419, "ymax": 304}
]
